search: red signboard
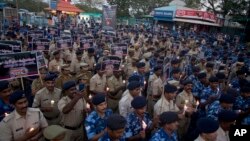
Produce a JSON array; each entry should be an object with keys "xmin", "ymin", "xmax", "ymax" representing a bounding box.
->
[{"xmin": 175, "ymin": 9, "xmax": 216, "ymax": 22}]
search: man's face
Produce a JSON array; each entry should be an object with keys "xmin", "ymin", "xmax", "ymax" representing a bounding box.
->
[
  {"xmin": 96, "ymin": 102, "xmax": 107, "ymax": 114},
  {"xmin": 166, "ymin": 121, "xmax": 179, "ymax": 132},
  {"xmin": 62, "ymin": 69, "xmax": 70, "ymax": 75},
  {"xmin": 138, "ymin": 67, "xmax": 145, "ymax": 74},
  {"xmin": 113, "ymin": 71, "xmax": 121, "ymax": 78},
  {"xmin": 66, "ymin": 86, "xmax": 77, "ymax": 99},
  {"xmin": 210, "ymin": 82, "xmax": 219, "ymax": 89},
  {"xmin": 202, "ymin": 132, "xmax": 218, "ymax": 141},
  {"xmin": 184, "ymin": 84, "xmax": 193, "ymax": 94},
  {"xmin": 221, "ymin": 103, "xmax": 233, "ymax": 110},
  {"xmin": 130, "ymin": 88, "xmax": 141, "ymax": 97},
  {"xmin": 155, "ymin": 69, "xmax": 162, "ymax": 76},
  {"xmin": 0, "ymin": 88, "xmax": 12, "ymax": 99},
  {"xmin": 135, "ymin": 106, "xmax": 146, "ymax": 117},
  {"xmin": 173, "ymin": 72, "xmax": 181, "ymax": 79},
  {"xmin": 45, "ymin": 81, "xmax": 55, "ymax": 91},
  {"xmin": 108, "ymin": 128, "xmax": 125, "ymax": 140},
  {"xmin": 55, "ymin": 54, "xmax": 60, "ymax": 60},
  {"xmin": 164, "ymin": 92, "xmax": 176, "ymax": 100},
  {"xmin": 15, "ymin": 98, "xmax": 28, "ymax": 115},
  {"xmin": 39, "ymin": 70, "xmax": 47, "ymax": 79}
]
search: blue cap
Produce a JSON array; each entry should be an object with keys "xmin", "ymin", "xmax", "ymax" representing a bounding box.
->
[
  {"xmin": 0, "ymin": 81, "xmax": 9, "ymax": 92},
  {"xmin": 136, "ymin": 62, "xmax": 145, "ymax": 68},
  {"xmin": 63, "ymin": 81, "xmax": 76, "ymax": 91},
  {"xmin": 9, "ymin": 90, "xmax": 26, "ymax": 104},
  {"xmin": 182, "ymin": 80, "xmax": 193, "ymax": 86},
  {"xmin": 92, "ymin": 93, "xmax": 106, "ymax": 105},
  {"xmin": 197, "ymin": 117, "xmax": 219, "ymax": 134},
  {"xmin": 218, "ymin": 110, "xmax": 237, "ymax": 122},
  {"xmin": 44, "ymin": 74, "xmax": 56, "ymax": 81},
  {"xmin": 159, "ymin": 112, "xmax": 179, "ymax": 126},
  {"xmin": 198, "ymin": 72, "xmax": 206, "ymax": 79},
  {"xmin": 128, "ymin": 75, "xmax": 141, "ymax": 82},
  {"xmin": 87, "ymin": 47, "xmax": 95, "ymax": 53},
  {"xmin": 171, "ymin": 68, "xmax": 181, "ymax": 74},
  {"xmin": 164, "ymin": 84, "xmax": 177, "ymax": 93},
  {"xmin": 209, "ymin": 76, "xmax": 219, "ymax": 83},
  {"xmin": 131, "ymin": 96, "xmax": 147, "ymax": 109},
  {"xmin": 127, "ymin": 81, "xmax": 141, "ymax": 90},
  {"xmin": 107, "ymin": 114, "xmax": 127, "ymax": 130},
  {"xmin": 153, "ymin": 66, "xmax": 162, "ymax": 72},
  {"xmin": 219, "ymin": 94, "xmax": 235, "ymax": 104}
]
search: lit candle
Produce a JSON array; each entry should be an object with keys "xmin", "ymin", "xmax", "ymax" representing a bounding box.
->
[
  {"xmin": 89, "ymin": 95, "xmax": 92, "ymax": 99},
  {"xmin": 57, "ymin": 66, "xmax": 60, "ymax": 71},
  {"xmin": 183, "ymin": 105, "xmax": 187, "ymax": 115},
  {"xmin": 29, "ymin": 128, "xmax": 34, "ymax": 132},
  {"xmin": 106, "ymin": 87, "xmax": 110, "ymax": 91},
  {"xmin": 121, "ymin": 65, "xmax": 125, "ymax": 68},
  {"xmin": 123, "ymin": 80, "xmax": 126, "ymax": 84},
  {"xmin": 5, "ymin": 113, "xmax": 9, "ymax": 117},
  {"xmin": 142, "ymin": 120, "xmax": 147, "ymax": 130},
  {"xmin": 238, "ymin": 110, "xmax": 241, "ymax": 113},
  {"xmin": 185, "ymin": 100, "xmax": 189, "ymax": 104},
  {"xmin": 86, "ymin": 103, "xmax": 90, "ymax": 109},
  {"xmin": 144, "ymin": 81, "xmax": 146, "ymax": 85},
  {"xmin": 195, "ymin": 101, "xmax": 199, "ymax": 111},
  {"xmin": 94, "ymin": 63, "xmax": 96, "ymax": 67},
  {"xmin": 50, "ymin": 100, "xmax": 55, "ymax": 106}
]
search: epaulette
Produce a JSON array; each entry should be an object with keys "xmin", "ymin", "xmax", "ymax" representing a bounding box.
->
[{"xmin": 2, "ymin": 113, "xmax": 14, "ymax": 123}]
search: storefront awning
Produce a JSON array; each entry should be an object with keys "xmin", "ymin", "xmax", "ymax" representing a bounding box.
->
[{"xmin": 173, "ymin": 18, "xmax": 221, "ymax": 27}]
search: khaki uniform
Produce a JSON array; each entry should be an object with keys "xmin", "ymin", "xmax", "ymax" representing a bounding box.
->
[
  {"xmin": 107, "ymin": 75, "xmax": 124, "ymax": 113},
  {"xmin": 147, "ymin": 74, "xmax": 159, "ymax": 116},
  {"xmin": 82, "ymin": 55, "xmax": 96, "ymax": 70},
  {"xmin": 70, "ymin": 58, "xmax": 82, "ymax": 74},
  {"xmin": 154, "ymin": 96, "xmax": 179, "ymax": 116},
  {"xmin": 134, "ymin": 48, "xmax": 142, "ymax": 59},
  {"xmin": 216, "ymin": 127, "xmax": 230, "ymax": 141},
  {"xmin": 32, "ymin": 87, "xmax": 62, "ymax": 125},
  {"xmin": 31, "ymin": 78, "xmax": 44, "ymax": 95},
  {"xmin": 58, "ymin": 96, "xmax": 86, "ymax": 141},
  {"xmin": 126, "ymin": 66, "xmax": 137, "ymax": 78},
  {"xmin": 194, "ymin": 136, "xmax": 206, "ymax": 141},
  {"xmin": 176, "ymin": 90, "xmax": 196, "ymax": 141},
  {"xmin": 55, "ymin": 74, "xmax": 74, "ymax": 89},
  {"xmin": 119, "ymin": 92, "xmax": 134, "ymax": 117},
  {"xmin": 49, "ymin": 59, "xmax": 64, "ymax": 72},
  {"xmin": 77, "ymin": 71, "xmax": 93, "ymax": 84},
  {"xmin": 0, "ymin": 108, "xmax": 48, "ymax": 141},
  {"xmin": 89, "ymin": 74, "xmax": 106, "ymax": 93}
]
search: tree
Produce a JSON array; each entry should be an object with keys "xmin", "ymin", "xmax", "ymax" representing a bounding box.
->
[
  {"xmin": 184, "ymin": 0, "xmax": 201, "ymax": 9},
  {"xmin": 108, "ymin": 0, "xmax": 131, "ymax": 17},
  {"xmin": 6, "ymin": 0, "xmax": 49, "ymax": 12},
  {"xmin": 75, "ymin": 4, "xmax": 102, "ymax": 13}
]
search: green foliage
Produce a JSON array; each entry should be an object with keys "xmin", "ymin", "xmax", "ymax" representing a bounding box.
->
[
  {"xmin": 108, "ymin": 0, "xmax": 130, "ymax": 17},
  {"xmin": 6, "ymin": 0, "xmax": 49, "ymax": 12},
  {"xmin": 184, "ymin": 0, "xmax": 201, "ymax": 9},
  {"xmin": 75, "ymin": 4, "xmax": 101, "ymax": 13}
]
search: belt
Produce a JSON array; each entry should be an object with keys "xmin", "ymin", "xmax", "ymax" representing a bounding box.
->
[
  {"xmin": 107, "ymin": 94, "xmax": 120, "ymax": 100},
  {"xmin": 64, "ymin": 124, "xmax": 82, "ymax": 130},
  {"xmin": 45, "ymin": 114, "xmax": 60, "ymax": 120}
]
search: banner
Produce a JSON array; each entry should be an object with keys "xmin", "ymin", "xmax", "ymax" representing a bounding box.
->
[
  {"xmin": 111, "ymin": 43, "xmax": 128, "ymax": 57},
  {"xmin": 0, "ymin": 40, "xmax": 22, "ymax": 52},
  {"xmin": 32, "ymin": 38, "xmax": 50, "ymax": 51},
  {"xmin": 27, "ymin": 30, "xmax": 44, "ymax": 42},
  {"xmin": 36, "ymin": 51, "xmax": 46, "ymax": 69},
  {"xmin": 0, "ymin": 43, "xmax": 12, "ymax": 54},
  {"xmin": 175, "ymin": 10, "xmax": 216, "ymax": 22},
  {"xmin": 79, "ymin": 36, "xmax": 94, "ymax": 49},
  {"xmin": 0, "ymin": 52, "xmax": 39, "ymax": 80},
  {"xmin": 102, "ymin": 56, "xmax": 121, "ymax": 72},
  {"xmin": 48, "ymin": 27, "xmax": 59, "ymax": 37},
  {"xmin": 102, "ymin": 5, "xmax": 117, "ymax": 30},
  {"xmin": 56, "ymin": 37, "xmax": 72, "ymax": 48}
]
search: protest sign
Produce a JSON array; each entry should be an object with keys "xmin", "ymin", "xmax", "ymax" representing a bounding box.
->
[
  {"xmin": 79, "ymin": 36, "xmax": 94, "ymax": 49},
  {"xmin": 0, "ymin": 43, "xmax": 12, "ymax": 54},
  {"xmin": 27, "ymin": 30, "xmax": 44, "ymax": 43},
  {"xmin": 0, "ymin": 40, "xmax": 22, "ymax": 52},
  {"xmin": 102, "ymin": 5, "xmax": 117, "ymax": 31},
  {"xmin": 111, "ymin": 43, "xmax": 128, "ymax": 57},
  {"xmin": 36, "ymin": 51, "xmax": 46, "ymax": 69},
  {"xmin": 0, "ymin": 52, "xmax": 39, "ymax": 80},
  {"xmin": 32, "ymin": 38, "xmax": 50, "ymax": 51},
  {"xmin": 56, "ymin": 37, "xmax": 72, "ymax": 49},
  {"xmin": 48, "ymin": 27, "xmax": 59, "ymax": 37},
  {"xmin": 102, "ymin": 56, "xmax": 121, "ymax": 72}
]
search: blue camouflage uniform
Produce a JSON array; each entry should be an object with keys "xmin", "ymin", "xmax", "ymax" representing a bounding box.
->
[
  {"xmin": 124, "ymin": 112, "xmax": 152, "ymax": 139},
  {"xmin": 200, "ymin": 86, "xmax": 219, "ymax": 104},
  {"xmin": 207, "ymin": 100, "xmax": 224, "ymax": 121},
  {"xmin": 150, "ymin": 128, "xmax": 178, "ymax": 141},
  {"xmin": 131, "ymin": 72, "xmax": 145, "ymax": 87},
  {"xmin": 187, "ymin": 75, "xmax": 202, "ymax": 97},
  {"xmin": 99, "ymin": 131, "xmax": 126, "ymax": 141},
  {"xmin": 234, "ymin": 96, "xmax": 250, "ymax": 125},
  {"xmin": 0, "ymin": 98, "xmax": 14, "ymax": 121},
  {"xmin": 85, "ymin": 109, "xmax": 113, "ymax": 140},
  {"xmin": 230, "ymin": 78, "xmax": 240, "ymax": 93}
]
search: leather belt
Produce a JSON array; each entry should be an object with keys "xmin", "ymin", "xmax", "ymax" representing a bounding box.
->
[
  {"xmin": 45, "ymin": 114, "xmax": 60, "ymax": 120},
  {"xmin": 64, "ymin": 124, "xmax": 82, "ymax": 130}
]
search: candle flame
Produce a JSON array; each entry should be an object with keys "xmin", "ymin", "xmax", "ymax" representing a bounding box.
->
[
  {"xmin": 5, "ymin": 113, "xmax": 9, "ymax": 117},
  {"xmin": 184, "ymin": 105, "xmax": 188, "ymax": 110},
  {"xmin": 185, "ymin": 100, "xmax": 189, "ymax": 104},
  {"xmin": 196, "ymin": 101, "xmax": 199, "ymax": 106},
  {"xmin": 51, "ymin": 100, "xmax": 55, "ymax": 105},
  {"xmin": 144, "ymin": 81, "xmax": 146, "ymax": 85},
  {"xmin": 29, "ymin": 128, "xmax": 34, "ymax": 132},
  {"xmin": 106, "ymin": 87, "xmax": 110, "ymax": 91},
  {"xmin": 142, "ymin": 120, "xmax": 147, "ymax": 130},
  {"xmin": 123, "ymin": 80, "xmax": 126, "ymax": 84},
  {"xmin": 86, "ymin": 103, "xmax": 90, "ymax": 109},
  {"xmin": 89, "ymin": 95, "xmax": 92, "ymax": 99}
]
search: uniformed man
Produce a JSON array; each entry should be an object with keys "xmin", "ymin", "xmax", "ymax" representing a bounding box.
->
[
  {"xmin": 125, "ymin": 96, "xmax": 158, "ymax": 141},
  {"xmin": 77, "ymin": 62, "xmax": 92, "ymax": 84},
  {"xmin": 32, "ymin": 74, "xmax": 62, "ymax": 125},
  {"xmin": 99, "ymin": 114, "xmax": 127, "ymax": 141},
  {"xmin": 85, "ymin": 93, "xmax": 113, "ymax": 141},
  {"xmin": 82, "ymin": 47, "xmax": 96, "ymax": 71},
  {"xmin": 98, "ymin": 49, "xmax": 110, "ymax": 64},
  {"xmin": 205, "ymin": 62, "xmax": 215, "ymax": 79},
  {"xmin": 49, "ymin": 50, "xmax": 64, "ymax": 73},
  {"xmin": 119, "ymin": 81, "xmax": 141, "ymax": 117},
  {"xmin": 89, "ymin": 63, "xmax": 107, "ymax": 95},
  {"xmin": 107, "ymin": 67, "xmax": 126, "ymax": 113},
  {"xmin": 70, "ymin": 50, "xmax": 83, "ymax": 75},
  {"xmin": 0, "ymin": 90, "xmax": 48, "ymax": 141},
  {"xmin": 216, "ymin": 110, "xmax": 237, "ymax": 141},
  {"xmin": 31, "ymin": 67, "xmax": 47, "ymax": 96},
  {"xmin": 55, "ymin": 64, "xmax": 74, "ymax": 89},
  {"xmin": 58, "ymin": 80, "xmax": 87, "ymax": 141},
  {"xmin": 131, "ymin": 62, "xmax": 146, "ymax": 88},
  {"xmin": 0, "ymin": 81, "xmax": 14, "ymax": 121},
  {"xmin": 150, "ymin": 112, "xmax": 179, "ymax": 141},
  {"xmin": 195, "ymin": 117, "xmax": 219, "ymax": 141},
  {"xmin": 154, "ymin": 84, "xmax": 180, "ymax": 116},
  {"xmin": 140, "ymin": 52, "xmax": 152, "ymax": 73},
  {"xmin": 43, "ymin": 125, "xmax": 67, "ymax": 141},
  {"xmin": 126, "ymin": 57, "xmax": 139, "ymax": 78}
]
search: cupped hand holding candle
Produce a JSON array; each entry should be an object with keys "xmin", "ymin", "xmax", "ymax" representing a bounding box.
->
[{"xmin": 142, "ymin": 120, "xmax": 147, "ymax": 130}]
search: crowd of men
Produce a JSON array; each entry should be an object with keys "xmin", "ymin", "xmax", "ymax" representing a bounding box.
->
[{"xmin": 0, "ymin": 21, "xmax": 250, "ymax": 141}]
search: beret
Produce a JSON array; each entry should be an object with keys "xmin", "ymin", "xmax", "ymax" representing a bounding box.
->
[
  {"xmin": 198, "ymin": 72, "xmax": 207, "ymax": 79},
  {"xmin": 75, "ymin": 50, "xmax": 83, "ymax": 55},
  {"xmin": 53, "ymin": 50, "xmax": 60, "ymax": 55},
  {"xmin": 216, "ymin": 72, "xmax": 226, "ymax": 79},
  {"xmin": 236, "ymin": 69, "xmax": 245, "ymax": 75},
  {"xmin": 206, "ymin": 62, "xmax": 214, "ymax": 68},
  {"xmin": 131, "ymin": 96, "xmax": 147, "ymax": 109},
  {"xmin": 192, "ymin": 66, "xmax": 200, "ymax": 73},
  {"xmin": 182, "ymin": 80, "xmax": 193, "ymax": 86},
  {"xmin": 219, "ymin": 94, "xmax": 235, "ymax": 104},
  {"xmin": 197, "ymin": 117, "xmax": 219, "ymax": 134},
  {"xmin": 127, "ymin": 81, "xmax": 141, "ymax": 90},
  {"xmin": 44, "ymin": 74, "xmax": 56, "ymax": 81},
  {"xmin": 218, "ymin": 110, "xmax": 237, "ymax": 122},
  {"xmin": 107, "ymin": 114, "xmax": 127, "ymax": 130},
  {"xmin": 95, "ymin": 63, "xmax": 104, "ymax": 71},
  {"xmin": 0, "ymin": 81, "xmax": 9, "ymax": 92},
  {"xmin": 43, "ymin": 125, "xmax": 66, "ymax": 140},
  {"xmin": 209, "ymin": 76, "xmax": 219, "ymax": 83},
  {"xmin": 92, "ymin": 93, "xmax": 106, "ymax": 105},
  {"xmin": 171, "ymin": 68, "xmax": 181, "ymax": 74},
  {"xmin": 237, "ymin": 57, "xmax": 244, "ymax": 63},
  {"xmin": 9, "ymin": 90, "xmax": 26, "ymax": 104},
  {"xmin": 63, "ymin": 81, "xmax": 76, "ymax": 91},
  {"xmin": 171, "ymin": 59, "xmax": 180, "ymax": 64},
  {"xmin": 154, "ymin": 66, "xmax": 162, "ymax": 72},
  {"xmin": 128, "ymin": 75, "xmax": 141, "ymax": 83},
  {"xmin": 136, "ymin": 62, "xmax": 145, "ymax": 68},
  {"xmin": 159, "ymin": 112, "xmax": 179, "ymax": 126},
  {"xmin": 87, "ymin": 47, "xmax": 95, "ymax": 53},
  {"xmin": 164, "ymin": 84, "xmax": 177, "ymax": 93}
]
